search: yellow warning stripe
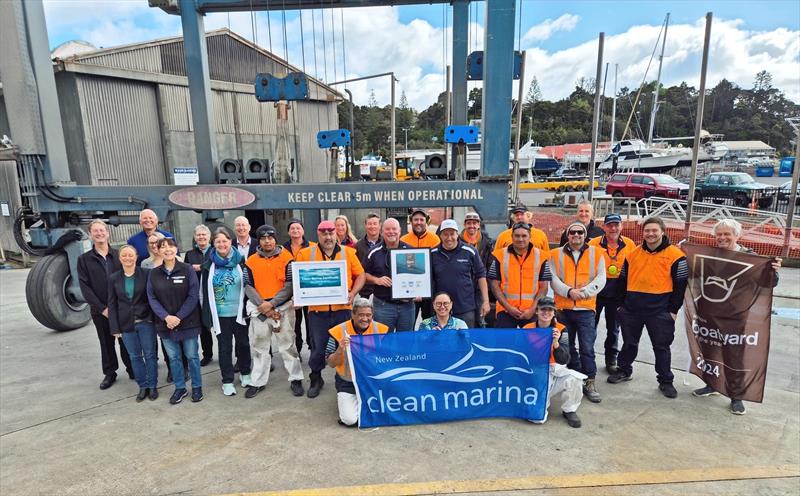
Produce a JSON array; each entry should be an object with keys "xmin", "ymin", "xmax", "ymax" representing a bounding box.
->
[{"xmin": 223, "ymin": 464, "xmax": 800, "ymax": 496}]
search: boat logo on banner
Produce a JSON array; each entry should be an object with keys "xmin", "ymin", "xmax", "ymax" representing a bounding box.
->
[
  {"xmin": 696, "ymin": 254, "xmax": 754, "ymax": 303},
  {"xmin": 348, "ymin": 329, "xmax": 551, "ymax": 428}
]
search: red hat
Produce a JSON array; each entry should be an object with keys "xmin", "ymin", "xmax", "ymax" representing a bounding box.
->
[{"xmin": 317, "ymin": 220, "xmax": 336, "ymax": 231}]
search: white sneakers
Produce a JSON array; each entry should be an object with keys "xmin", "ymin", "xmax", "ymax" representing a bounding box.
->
[
  {"xmin": 222, "ymin": 383, "xmax": 237, "ymax": 396},
  {"xmin": 240, "ymin": 374, "xmax": 253, "ymax": 387}
]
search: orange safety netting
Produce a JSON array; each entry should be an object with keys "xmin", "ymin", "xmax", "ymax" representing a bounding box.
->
[{"xmin": 529, "ymin": 211, "xmax": 800, "ymax": 258}]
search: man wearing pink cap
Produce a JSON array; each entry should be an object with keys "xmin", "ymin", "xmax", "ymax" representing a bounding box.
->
[{"xmin": 293, "ymin": 220, "xmax": 365, "ymax": 398}]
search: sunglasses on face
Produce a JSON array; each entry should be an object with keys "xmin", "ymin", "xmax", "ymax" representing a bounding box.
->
[
  {"xmin": 568, "ymin": 230, "xmax": 585, "ymax": 236},
  {"xmin": 318, "ymin": 228, "xmax": 336, "ymax": 234}
]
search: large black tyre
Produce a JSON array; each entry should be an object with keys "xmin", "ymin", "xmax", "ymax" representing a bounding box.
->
[
  {"xmin": 26, "ymin": 253, "xmax": 90, "ymax": 331},
  {"xmin": 612, "ymin": 191, "xmax": 625, "ymax": 206},
  {"xmin": 733, "ymin": 193, "xmax": 749, "ymax": 208}
]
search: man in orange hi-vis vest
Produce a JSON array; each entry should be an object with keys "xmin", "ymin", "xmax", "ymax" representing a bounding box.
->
[
  {"xmin": 550, "ymin": 221, "xmax": 606, "ymax": 404},
  {"xmin": 326, "ymin": 298, "xmax": 389, "ymax": 427},
  {"xmin": 294, "ymin": 220, "xmax": 365, "ymax": 399}
]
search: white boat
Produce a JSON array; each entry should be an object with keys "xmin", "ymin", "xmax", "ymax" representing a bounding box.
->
[{"xmin": 464, "ymin": 140, "xmax": 560, "ymax": 180}]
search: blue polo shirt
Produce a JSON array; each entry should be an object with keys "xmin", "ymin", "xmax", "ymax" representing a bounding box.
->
[
  {"xmin": 364, "ymin": 241, "xmax": 412, "ymax": 302},
  {"xmin": 127, "ymin": 229, "xmax": 175, "ymax": 265},
  {"xmin": 430, "ymin": 240, "xmax": 486, "ymax": 315}
]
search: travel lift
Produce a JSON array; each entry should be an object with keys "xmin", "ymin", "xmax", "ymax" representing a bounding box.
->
[{"xmin": 3, "ymin": 0, "xmax": 518, "ymax": 331}]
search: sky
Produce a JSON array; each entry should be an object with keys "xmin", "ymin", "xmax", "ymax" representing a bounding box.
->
[{"xmin": 42, "ymin": 0, "xmax": 800, "ymax": 111}]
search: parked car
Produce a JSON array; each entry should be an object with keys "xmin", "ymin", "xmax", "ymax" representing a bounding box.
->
[
  {"xmin": 605, "ymin": 172, "xmax": 689, "ymax": 204},
  {"xmin": 778, "ymin": 180, "xmax": 800, "ymax": 205},
  {"xmin": 693, "ymin": 172, "xmax": 774, "ymax": 208}
]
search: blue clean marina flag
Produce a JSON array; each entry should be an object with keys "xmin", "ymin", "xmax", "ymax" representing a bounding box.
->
[{"xmin": 348, "ymin": 328, "xmax": 552, "ymax": 427}]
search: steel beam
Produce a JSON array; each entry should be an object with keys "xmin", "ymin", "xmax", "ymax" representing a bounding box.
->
[
  {"xmin": 153, "ymin": 0, "xmax": 460, "ymax": 14},
  {"xmin": 36, "ymin": 181, "xmax": 509, "ymax": 223},
  {"xmin": 451, "ymin": 0, "xmax": 469, "ymax": 126},
  {"xmin": 179, "ymin": 0, "xmax": 218, "ymax": 186},
  {"xmin": 479, "ymin": 0, "xmax": 515, "ymax": 179}
]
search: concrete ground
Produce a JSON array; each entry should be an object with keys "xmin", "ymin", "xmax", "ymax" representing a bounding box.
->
[{"xmin": 1, "ymin": 267, "xmax": 798, "ymax": 496}]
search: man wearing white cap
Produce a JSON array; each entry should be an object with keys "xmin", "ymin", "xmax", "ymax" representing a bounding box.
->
[{"xmin": 430, "ymin": 219, "xmax": 490, "ymax": 328}]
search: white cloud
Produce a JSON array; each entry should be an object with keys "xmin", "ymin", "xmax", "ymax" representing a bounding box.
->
[
  {"xmin": 43, "ymin": 3, "xmax": 799, "ymax": 113},
  {"xmin": 520, "ymin": 17, "xmax": 800, "ymax": 108},
  {"xmin": 522, "ymin": 14, "xmax": 580, "ymax": 44}
]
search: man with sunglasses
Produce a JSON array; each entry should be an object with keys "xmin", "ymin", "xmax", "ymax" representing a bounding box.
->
[
  {"xmin": 488, "ymin": 222, "xmax": 551, "ymax": 328},
  {"xmin": 550, "ymin": 221, "xmax": 607, "ymax": 403},
  {"xmin": 363, "ymin": 218, "xmax": 414, "ymax": 332},
  {"xmin": 294, "ymin": 221, "xmax": 365, "ymax": 398}
]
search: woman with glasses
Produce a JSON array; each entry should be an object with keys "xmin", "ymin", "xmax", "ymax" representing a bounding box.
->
[
  {"xmin": 108, "ymin": 245, "xmax": 158, "ymax": 402},
  {"xmin": 200, "ymin": 227, "xmax": 253, "ymax": 396},
  {"xmin": 417, "ymin": 291, "xmax": 469, "ymax": 331},
  {"xmin": 334, "ymin": 215, "xmax": 357, "ymax": 248},
  {"xmin": 140, "ymin": 232, "xmax": 166, "ymax": 269},
  {"xmin": 146, "ymin": 238, "xmax": 203, "ymax": 404}
]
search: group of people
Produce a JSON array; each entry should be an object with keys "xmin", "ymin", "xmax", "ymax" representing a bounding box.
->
[{"xmin": 76, "ymin": 202, "xmax": 780, "ymax": 428}]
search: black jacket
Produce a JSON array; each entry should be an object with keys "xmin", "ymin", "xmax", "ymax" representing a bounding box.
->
[
  {"xmin": 108, "ymin": 267, "xmax": 153, "ymax": 333},
  {"xmin": 355, "ymin": 234, "xmax": 381, "ymax": 297},
  {"xmin": 146, "ymin": 261, "xmax": 201, "ymax": 336},
  {"xmin": 77, "ymin": 246, "xmax": 122, "ymax": 316},
  {"xmin": 234, "ymin": 236, "xmax": 258, "ymax": 258},
  {"xmin": 183, "ymin": 246, "xmax": 210, "ymax": 266},
  {"xmin": 559, "ymin": 220, "xmax": 605, "ymax": 246}
]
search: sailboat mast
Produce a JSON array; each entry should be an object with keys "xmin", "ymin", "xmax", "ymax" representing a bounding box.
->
[
  {"xmin": 611, "ymin": 63, "xmax": 618, "ymax": 142},
  {"xmin": 647, "ymin": 13, "xmax": 670, "ymax": 145}
]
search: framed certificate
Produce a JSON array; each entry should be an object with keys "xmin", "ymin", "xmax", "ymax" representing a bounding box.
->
[
  {"xmin": 292, "ymin": 260, "xmax": 349, "ymax": 307},
  {"xmin": 390, "ymin": 248, "xmax": 432, "ymax": 299}
]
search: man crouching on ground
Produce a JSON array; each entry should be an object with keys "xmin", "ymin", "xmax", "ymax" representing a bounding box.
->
[{"xmin": 326, "ymin": 298, "xmax": 389, "ymax": 426}]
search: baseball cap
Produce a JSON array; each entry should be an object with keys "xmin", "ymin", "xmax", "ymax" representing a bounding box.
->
[
  {"xmin": 464, "ymin": 212, "xmax": 481, "ymax": 222},
  {"xmin": 604, "ymin": 213, "xmax": 622, "ymax": 224},
  {"xmin": 317, "ymin": 220, "xmax": 336, "ymax": 231},
  {"xmin": 409, "ymin": 207, "xmax": 429, "ymax": 217},
  {"xmin": 537, "ymin": 297, "xmax": 556, "ymax": 310},
  {"xmin": 511, "ymin": 205, "xmax": 528, "ymax": 214},
  {"xmin": 439, "ymin": 219, "xmax": 459, "ymax": 232}
]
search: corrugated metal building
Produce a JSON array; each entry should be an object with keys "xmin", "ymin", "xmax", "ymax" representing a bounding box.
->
[{"xmin": 0, "ymin": 28, "xmax": 340, "ymax": 246}]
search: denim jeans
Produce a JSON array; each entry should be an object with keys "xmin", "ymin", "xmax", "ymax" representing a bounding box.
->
[
  {"xmin": 560, "ymin": 310, "xmax": 598, "ymax": 378},
  {"xmin": 373, "ymin": 297, "xmax": 415, "ymax": 332},
  {"xmin": 595, "ymin": 296, "xmax": 621, "ymax": 362},
  {"xmin": 162, "ymin": 335, "xmax": 202, "ymax": 390},
  {"xmin": 121, "ymin": 322, "xmax": 158, "ymax": 389}
]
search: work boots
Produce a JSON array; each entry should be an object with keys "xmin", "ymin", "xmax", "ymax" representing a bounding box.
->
[
  {"xmin": 583, "ymin": 378, "xmax": 602, "ymax": 403},
  {"xmin": 307, "ymin": 373, "xmax": 324, "ymax": 398}
]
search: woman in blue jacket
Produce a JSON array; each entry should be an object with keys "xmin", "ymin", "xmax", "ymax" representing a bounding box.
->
[{"xmin": 146, "ymin": 238, "xmax": 203, "ymax": 405}]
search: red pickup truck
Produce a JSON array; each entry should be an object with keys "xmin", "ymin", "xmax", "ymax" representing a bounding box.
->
[{"xmin": 605, "ymin": 172, "xmax": 689, "ymax": 203}]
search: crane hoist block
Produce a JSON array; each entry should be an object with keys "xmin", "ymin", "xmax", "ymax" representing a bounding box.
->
[
  {"xmin": 467, "ymin": 51, "xmax": 522, "ymax": 81},
  {"xmin": 317, "ymin": 129, "xmax": 351, "ymax": 148},
  {"xmin": 254, "ymin": 72, "xmax": 310, "ymax": 102}
]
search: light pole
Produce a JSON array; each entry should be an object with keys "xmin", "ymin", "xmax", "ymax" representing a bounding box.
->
[{"xmin": 402, "ymin": 127, "xmax": 410, "ymax": 151}]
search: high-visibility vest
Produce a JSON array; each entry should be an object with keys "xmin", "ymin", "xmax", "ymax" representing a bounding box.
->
[
  {"xmin": 328, "ymin": 320, "xmax": 389, "ymax": 380},
  {"xmin": 495, "ymin": 227, "xmax": 549, "ymax": 252},
  {"xmin": 626, "ymin": 244, "xmax": 684, "ymax": 295},
  {"xmin": 295, "ymin": 244, "xmax": 363, "ymax": 312},
  {"xmin": 492, "ymin": 245, "xmax": 545, "ymax": 314},
  {"xmin": 246, "ymin": 249, "xmax": 294, "ymax": 300},
  {"xmin": 588, "ymin": 235, "xmax": 634, "ymax": 279},
  {"xmin": 551, "ymin": 245, "xmax": 602, "ymax": 311}
]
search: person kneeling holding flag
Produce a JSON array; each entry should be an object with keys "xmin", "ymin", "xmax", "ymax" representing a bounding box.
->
[
  {"xmin": 524, "ymin": 297, "xmax": 584, "ymax": 428},
  {"xmin": 326, "ymin": 298, "xmax": 389, "ymax": 427}
]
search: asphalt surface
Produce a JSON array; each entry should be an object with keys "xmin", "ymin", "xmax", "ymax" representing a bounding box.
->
[{"xmin": 0, "ymin": 266, "xmax": 798, "ymax": 495}]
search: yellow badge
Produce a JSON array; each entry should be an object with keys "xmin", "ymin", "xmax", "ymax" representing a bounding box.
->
[{"xmin": 608, "ymin": 265, "xmax": 618, "ymax": 276}]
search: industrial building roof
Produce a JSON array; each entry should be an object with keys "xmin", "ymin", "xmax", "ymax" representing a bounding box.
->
[{"xmin": 52, "ymin": 28, "xmax": 341, "ymax": 102}]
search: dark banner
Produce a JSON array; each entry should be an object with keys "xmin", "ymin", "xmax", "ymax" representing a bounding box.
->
[{"xmin": 683, "ymin": 243, "xmax": 774, "ymax": 402}]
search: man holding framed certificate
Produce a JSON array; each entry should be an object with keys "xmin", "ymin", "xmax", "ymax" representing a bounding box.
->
[
  {"xmin": 364, "ymin": 218, "xmax": 417, "ymax": 332},
  {"xmin": 293, "ymin": 220, "xmax": 365, "ymax": 399}
]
